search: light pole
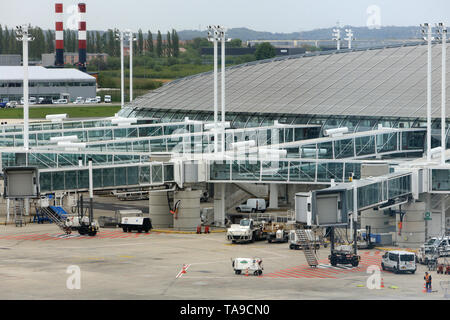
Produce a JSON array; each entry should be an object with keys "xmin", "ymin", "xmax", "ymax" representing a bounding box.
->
[
  {"xmin": 208, "ymin": 26, "xmax": 219, "ymax": 153},
  {"xmin": 115, "ymin": 29, "xmax": 125, "ymax": 108},
  {"xmin": 219, "ymin": 27, "xmax": 231, "ymax": 154},
  {"xmin": 128, "ymin": 30, "xmax": 137, "ymax": 102},
  {"xmin": 344, "ymin": 29, "xmax": 354, "ymax": 49},
  {"xmin": 421, "ymin": 23, "xmax": 434, "ymax": 162},
  {"xmin": 332, "ymin": 27, "xmax": 341, "ymax": 50},
  {"xmin": 436, "ymin": 23, "xmax": 447, "ymax": 165},
  {"xmin": 15, "ymin": 25, "xmax": 34, "ymax": 151}
]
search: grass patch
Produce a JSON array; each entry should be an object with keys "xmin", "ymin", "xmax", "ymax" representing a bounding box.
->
[{"xmin": 0, "ymin": 106, "xmax": 121, "ymax": 119}]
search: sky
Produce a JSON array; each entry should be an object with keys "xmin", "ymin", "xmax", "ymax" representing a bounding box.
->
[{"xmin": 1, "ymin": 0, "xmax": 450, "ymax": 33}]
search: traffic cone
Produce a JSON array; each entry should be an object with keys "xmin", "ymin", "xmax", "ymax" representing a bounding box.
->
[
  {"xmin": 245, "ymin": 268, "xmax": 249, "ymax": 277},
  {"xmin": 181, "ymin": 264, "xmax": 187, "ymax": 274},
  {"xmin": 422, "ymin": 283, "xmax": 427, "ymax": 293},
  {"xmin": 380, "ymin": 278, "xmax": 385, "ymax": 288}
]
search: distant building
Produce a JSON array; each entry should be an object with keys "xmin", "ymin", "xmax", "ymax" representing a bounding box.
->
[
  {"xmin": 0, "ymin": 55, "xmax": 21, "ymax": 66},
  {"xmin": 42, "ymin": 53, "xmax": 109, "ymax": 67},
  {"xmin": 0, "ymin": 66, "xmax": 96, "ymax": 102},
  {"xmin": 200, "ymin": 47, "xmax": 306, "ymax": 56}
]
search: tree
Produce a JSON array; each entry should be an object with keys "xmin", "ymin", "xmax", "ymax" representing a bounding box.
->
[
  {"xmin": 138, "ymin": 29, "xmax": 144, "ymax": 56},
  {"xmin": 172, "ymin": 29, "xmax": 179, "ymax": 57},
  {"xmin": 95, "ymin": 31, "xmax": 102, "ymax": 53},
  {"xmin": 229, "ymin": 38, "xmax": 242, "ymax": 48},
  {"xmin": 147, "ymin": 30, "xmax": 154, "ymax": 54},
  {"xmin": 0, "ymin": 25, "xmax": 3, "ymax": 54},
  {"xmin": 254, "ymin": 42, "xmax": 276, "ymax": 60},
  {"xmin": 46, "ymin": 30, "xmax": 54, "ymax": 53},
  {"xmin": 166, "ymin": 31, "xmax": 172, "ymax": 57},
  {"xmin": 156, "ymin": 30, "xmax": 162, "ymax": 57}
]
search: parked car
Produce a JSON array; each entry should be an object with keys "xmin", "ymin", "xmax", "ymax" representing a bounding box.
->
[
  {"xmin": 54, "ymin": 99, "xmax": 68, "ymax": 104},
  {"xmin": 6, "ymin": 101, "xmax": 17, "ymax": 108},
  {"xmin": 236, "ymin": 198, "xmax": 267, "ymax": 213},
  {"xmin": 74, "ymin": 97, "xmax": 84, "ymax": 104},
  {"xmin": 38, "ymin": 98, "xmax": 53, "ymax": 105},
  {"xmin": 104, "ymin": 95, "xmax": 112, "ymax": 103},
  {"xmin": 0, "ymin": 101, "xmax": 7, "ymax": 108},
  {"xmin": 85, "ymin": 98, "xmax": 98, "ymax": 104},
  {"xmin": 381, "ymin": 250, "xmax": 416, "ymax": 274},
  {"xmin": 96, "ymin": 96, "xmax": 102, "ymax": 103}
]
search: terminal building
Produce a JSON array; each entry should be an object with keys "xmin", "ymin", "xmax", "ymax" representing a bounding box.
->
[
  {"xmin": 0, "ymin": 66, "xmax": 96, "ymax": 102},
  {"xmin": 1, "ymin": 41, "xmax": 449, "ymax": 247}
]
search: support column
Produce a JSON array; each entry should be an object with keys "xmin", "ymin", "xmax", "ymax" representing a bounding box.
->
[
  {"xmin": 214, "ymin": 183, "xmax": 226, "ymax": 227},
  {"xmin": 442, "ymin": 194, "xmax": 446, "ymax": 236},
  {"xmin": 269, "ymin": 184, "xmax": 279, "ymax": 209},
  {"xmin": 149, "ymin": 191, "xmax": 172, "ymax": 228}
]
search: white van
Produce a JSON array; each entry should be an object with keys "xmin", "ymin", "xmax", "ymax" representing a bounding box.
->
[
  {"xmin": 236, "ymin": 199, "xmax": 266, "ymax": 213},
  {"xmin": 381, "ymin": 250, "xmax": 416, "ymax": 274}
]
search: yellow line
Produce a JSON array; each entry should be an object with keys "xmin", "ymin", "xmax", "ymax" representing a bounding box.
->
[
  {"xmin": 375, "ymin": 247, "xmax": 418, "ymax": 253},
  {"xmin": 151, "ymin": 229, "xmax": 226, "ymax": 234}
]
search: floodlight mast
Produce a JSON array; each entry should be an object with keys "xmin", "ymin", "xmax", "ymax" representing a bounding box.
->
[
  {"xmin": 115, "ymin": 29, "xmax": 125, "ymax": 108},
  {"xmin": 128, "ymin": 30, "xmax": 137, "ymax": 102},
  {"xmin": 332, "ymin": 28, "xmax": 341, "ymax": 50},
  {"xmin": 436, "ymin": 23, "xmax": 447, "ymax": 165},
  {"xmin": 421, "ymin": 23, "xmax": 433, "ymax": 162},
  {"xmin": 345, "ymin": 29, "xmax": 354, "ymax": 49},
  {"xmin": 16, "ymin": 25, "xmax": 34, "ymax": 151},
  {"xmin": 208, "ymin": 26, "xmax": 219, "ymax": 154}
]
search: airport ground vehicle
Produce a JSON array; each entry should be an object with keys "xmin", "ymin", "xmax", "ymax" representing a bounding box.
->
[
  {"xmin": 267, "ymin": 228, "xmax": 289, "ymax": 243},
  {"xmin": 381, "ymin": 250, "xmax": 416, "ymax": 274},
  {"xmin": 236, "ymin": 198, "xmax": 266, "ymax": 213},
  {"xmin": 232, "ymin": 257, "xmax": 263, "ymax": 276},
  {"xmin": 226, "ymin": 218, "xmax": 267, "ymax": 243},
  {"xmin": 104, "ymin": 95, "xmax": 112, "ymax": 103},
  {"xmin": 329, "ymin": 245, "xmax": 360, "ymax": 267},
  {"xmin": 417, "ymin": 236, "xmax": 450, "ymax": 264},
  {"xmin": 289, "ymin": 229, "xmax": 325, "ymax": 249},
  {"xmin": 6, "ymin": 101, "xmax": 17, "ymax": 108},
  {"xmin": 120, "ymin": 216, "xmax": 152, "ymax": 233},
  {"xmin": 65, "ymin": 215, "xmax": 99, "ymax": 236}
]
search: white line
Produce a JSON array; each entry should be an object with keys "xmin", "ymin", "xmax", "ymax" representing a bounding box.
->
[{"xmin": 176, "ymin": 264, "xmax": 191, "ymax": 279}]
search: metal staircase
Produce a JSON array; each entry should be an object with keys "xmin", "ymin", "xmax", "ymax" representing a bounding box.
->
[
  {"xmin": 40, "ymin": 207, "xmax": 72, "ymax": 234},
  {"xmin": 14, "ymin": 200, "xmax": 25, "ymax": 227},
  {"xmin": 295, "ymin": 227, "xmax": 319, "ymax": 267}
]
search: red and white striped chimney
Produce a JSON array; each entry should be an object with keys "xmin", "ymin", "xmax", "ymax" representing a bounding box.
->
[
  {"xmin": 78, "ymin": 3, "xmax": 87, "ymax": 72},
  {"xmin": 55, "ymin": 3, "xmax": 64, "ymax": 66}
]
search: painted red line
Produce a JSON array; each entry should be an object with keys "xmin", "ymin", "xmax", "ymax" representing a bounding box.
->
[
  {"xmin": 300, "ymin": 267, "xmax": 342, "ymax": 277},
  {"xmin": 268, "ymin": 272, "xmax": 296, "ymax": 279},
  {"xmin": 283, "ymin": 267, "xmax": 332, "ymax": 279},
  {"xmin": 270, "ymin": 270, "xmax": 305, "ymax": 278},
  {"xmin": 31, "ymin": 234, "xmax": 51, "ymax": 241}
]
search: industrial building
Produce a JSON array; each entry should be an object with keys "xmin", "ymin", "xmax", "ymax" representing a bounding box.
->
[
  {"xmin": 41, "ymin": 53, "xmax": 109, "ymax": 68},
  {"xmin": 0, "ymin": 54, "xmax": 21, "ymax": 66},
  {"xmin": 0, "ymin": 66, "xmax": 96, "ymax": 102},
  {"xmin": 1, "ymin": 40, "xmax": 450, "ymax": 249}
]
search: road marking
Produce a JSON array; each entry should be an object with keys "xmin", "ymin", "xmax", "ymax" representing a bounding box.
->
[{"xmin": 176, "ymin": 264, "xmax": 191, "ymax": 279}]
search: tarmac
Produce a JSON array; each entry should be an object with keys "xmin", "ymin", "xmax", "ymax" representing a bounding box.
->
[{"xmin": 0, "ymin": 222, "xmax": 449, "ymax": 300}]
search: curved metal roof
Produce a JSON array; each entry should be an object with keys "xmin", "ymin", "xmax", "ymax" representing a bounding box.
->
[
  {"xmin": 127, "ymin": 42, "xmax": 450, "ymax": 119},
  {"xmin": 0, "ymin": 66, "xmax": 95, "ymax": 81}
]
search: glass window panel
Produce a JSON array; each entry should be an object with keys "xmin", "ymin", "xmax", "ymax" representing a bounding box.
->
[
  {"xmin": 210, "ymin": 161, "xmax": 231, "ymax": 180},
  {"xmin": 232, "ymin": 160, "xmax": 260, "ymax": 181}
]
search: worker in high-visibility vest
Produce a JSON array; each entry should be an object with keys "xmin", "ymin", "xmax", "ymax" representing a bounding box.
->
[{"xmin": 424, "ymin": 272, "xmax": 432, "ymax": 292}]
